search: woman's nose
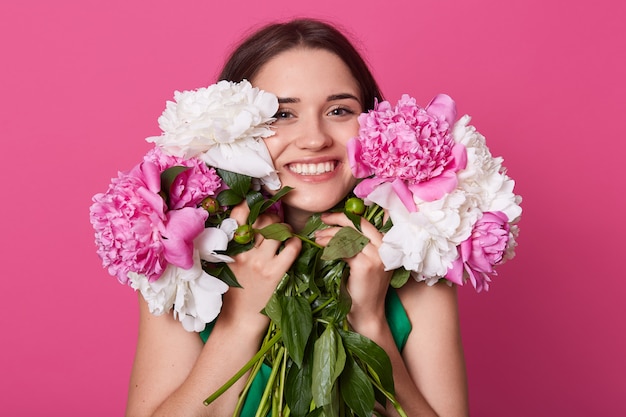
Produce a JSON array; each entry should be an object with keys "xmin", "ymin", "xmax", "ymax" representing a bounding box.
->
[{"xmin": 294, "ymin": 117, "xmax": 333, "ymax": 151}]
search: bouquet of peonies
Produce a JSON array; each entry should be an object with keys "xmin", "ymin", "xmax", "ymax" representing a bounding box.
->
[
  {"xmin": 91, "ymin": 82, "xmax": 521, "ymax": 417},
  {"xmin": 348, "ymin": 93, "xmax": 521, "ymax": 292},
  {"xmin": 90, "ymin": 80, "xmax": 284, "ymax": 331}
]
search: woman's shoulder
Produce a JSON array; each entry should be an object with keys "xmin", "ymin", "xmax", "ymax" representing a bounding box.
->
[{"xmin": 395, "ymin": 279, "xmax": 459, "ymax": 320}]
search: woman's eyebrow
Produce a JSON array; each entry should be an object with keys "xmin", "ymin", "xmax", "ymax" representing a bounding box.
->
[
  {"xmin": 277, "ymin": 97, "xmax": 299, "ymax": 104},
  {"xmin": 277, "ymin": 93, "xmax": 360, "ymax": 104},
  {"xmin": 327, "ymin": 93, "xmax": 360, "ymax": 103}
]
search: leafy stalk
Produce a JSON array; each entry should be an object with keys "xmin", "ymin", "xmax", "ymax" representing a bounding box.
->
[
  {"xmin": 366, "ymin": 374, "xmax": 408, "ymax": 417},
  {"xmin": 203, "ymin": 330, "xmax": 283, "ymax": 406},
  {"xmin": 255, "ymin": 346, "xmax": 285, "ymax": 417},
  {"xmin": 233, "ymin": 350, "xmax": 266, "ymax": 417},
  {"xmin": 205, "ymin": 194, "xmax": 409, "ymax": 416}
]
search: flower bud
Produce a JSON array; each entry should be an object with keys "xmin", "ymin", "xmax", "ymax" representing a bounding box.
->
[
  {"xmin": 201, "ymin": 197, "xmax": 221, "ymax": 214},
  {"xmin": 344, "ymin": 197, "xmax": 366, "ymax": 216},
  {"xmin": 233, "ymin": 224, "xmax": 254, "ymax": 244}
]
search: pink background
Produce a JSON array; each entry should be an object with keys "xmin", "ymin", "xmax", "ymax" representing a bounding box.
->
[{"xmin": 2, "ymin": 0, "xmax": 624, "ymax": 415}]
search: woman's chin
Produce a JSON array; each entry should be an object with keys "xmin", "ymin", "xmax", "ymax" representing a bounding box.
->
[{"xmin": 281, "ymin": 190, "xmax": 345, "ymax": 218}]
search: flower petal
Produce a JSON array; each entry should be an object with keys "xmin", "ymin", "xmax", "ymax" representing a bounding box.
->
[
  {"xmin": 200, "ymin": 140, "xmax": 280, "ymax": 190},
  {"xmin": 353, "ymin": 177, "xmax": 386, "ymax": 199},
  {"xmin": 391, "ymin": 178, "xmax": 417, "ymax": 213},
  {"xmin": 161, "ymin": 207, "xmax": 208, "ymax": 270},
  {"xmin": 409, "ymin": 171, "xmax": 458, "ymax": 202},
  {"xmin": 426, "ymin": 94, "xmax": 457, "ymax": 126},
  {"xmin": 195, "ymin": 227, "xmax": 234, "ymax": 263},
  {"xmin": 347, "ymin": 137, "xmax": 373, "ymax": 178}
]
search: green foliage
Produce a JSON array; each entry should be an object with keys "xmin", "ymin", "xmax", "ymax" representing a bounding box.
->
[
  {"xmin": 203, "ymin": 194, "xmax": 407, "ymax": 417},
  {"xmin": 320, "ymin": 227, "xmax": 370, "ymax": 261},
  {"xmin": 280, "ymin": 296, "xmax": 313, "ymax": 368},
  {"xmin": 390, "ymin": 268, "xmax": 411, "ymax": 288},
  {"xmin": 340, "ymin": 354, "xmax": 375, "ymax": 417}
]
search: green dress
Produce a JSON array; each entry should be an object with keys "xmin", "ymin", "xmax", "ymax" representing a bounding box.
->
[{"xmin": 200, "ymin": 288, "xmax": 412, "ymax": 415}]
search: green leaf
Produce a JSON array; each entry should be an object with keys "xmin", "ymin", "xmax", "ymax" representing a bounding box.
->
[
  {"xmin": 333, "ymin": 333, "xmax": 347, "ymax": 383},
  {"xmin": 300, "ymin": 213, "xmax": 325, "ymax": 237},
  {"xmin": 258, "ymin": 223, "xmax": 294, "ymax": 242},
  {"xmin": 245, "ymin": 190, "xmax": 264, "ymax": 207},
  {"xmin": 160, "ymin": 166, "xmax": 190, "ymax": 199},
  {"xmin": 390, "ymin": 268, "xmax": 411, "ymax": 288},
  {"xmin": 340, "ymin": 355, "xmax": 375, "ymax": 417},
  {"xmin": 214, "ymin": 264, "xmax": 242, "ymax": 288},
  {"xmin": 280, "ymin": 296, "xmax": 313, "ymax": 367},
  {"xmin": 320, "ymin": 227, "xmax": 370, "ymax": 261},
  {"xmin": 334, "ymin": 272, "xmax": 352, "ymax": 321},
  {"xmin": 159, "ymin": 166, "xmax": 190, "ymax": 208},
  {"xmin": 323, "ymin": 384, "xmax": 340, "ymax": 417},
  {"xmin": 379, "ymin": 217, "xmax": 394, "ymax": 234},
  {"xmin": 246, "ymin": 192, "xmax": 265, "ymax": 224},
  {"xmin": 344, "ymin": 210, "xmax": 364, "ymax": 232},
  {"xmin": 216, "ymin": 189, "xmax": 244, "ymax": 207},
  {"xmin": 259, "ymin": 186, "xmax": 293, "ymax": 212},
  {"xmin": 312, "ymin": 324, "xmax": 344, "ymax": 407},
  {"xmin": 224, "ymin": 239, "xmax": 254, "ymax": 257},
  {"xmin": 285, "ymin": 348, "xmax": 313, "ymax": 417},
  {"xmin": 262, "ymin": 292, "xmax": 282, "ymax": 324},
  {"xmin": 338, "ymin": 329, "xmax": 395, "ymax": 394},
  {"xmin": 217, "ymin": 169, "xmax": 251, "ymax": 197}
]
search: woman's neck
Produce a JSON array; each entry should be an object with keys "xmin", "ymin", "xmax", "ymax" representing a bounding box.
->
[{"xmin": 282, "ymin": 205, "xmax": 314, "ymax": 234}]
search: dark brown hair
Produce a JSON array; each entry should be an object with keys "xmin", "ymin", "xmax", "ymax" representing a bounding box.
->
[{"xmin": 218, "ymin": 18, "xmax": 383, "ymax": 111}]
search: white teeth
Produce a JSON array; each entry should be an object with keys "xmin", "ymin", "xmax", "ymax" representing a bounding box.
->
[{"xmin": 289, "ymin": 162, "xmax": 335, "ymax": 175}]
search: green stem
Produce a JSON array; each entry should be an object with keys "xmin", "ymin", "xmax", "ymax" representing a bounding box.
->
[
  {"xmin": 232, "ymin": 350, "xmax": 265, "ymax": 416},
  {"xmin": 295, "ymin": 233, "xmax": 323, "ymax": 249},
  {"xmin": 255, "ymin": 346, "xmax": 285, "ymax": 417},
  {"xmin": 204, "ymin": 330, "xmax": 283, "ymax": 406},
  {"xmin": 311, "ymin": 296, "xmax": 335, "ymax": 315},
  {"xmin": 278, "ymin": 348, "xmax": 287, "ymax": 416},
  {"xmin": 367, "ymin": 375, "xmax": 408, "ymax": 417}
]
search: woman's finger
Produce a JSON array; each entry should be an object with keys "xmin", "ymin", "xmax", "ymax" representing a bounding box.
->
[
  {"xmin": 319, "ymin": 212, "xmax": 383, "ymax": 246},
  {"xmin": 229, "ymin": 201, "xmax": 250, "ymax": 225}
]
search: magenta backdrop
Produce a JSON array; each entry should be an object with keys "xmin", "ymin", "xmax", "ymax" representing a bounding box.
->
[{"xmin": 2, "ymin": 0, "xmax": 624, "ymax": 416}]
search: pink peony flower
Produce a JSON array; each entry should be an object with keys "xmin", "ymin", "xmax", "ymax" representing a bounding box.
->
[
  {"xmin": 445, "ymin": 211, "xmax": 511, "ymax": 292},
  {"xmin": 90, "ymin": 150, "xmax": 211, "ymax": 284},
  {"xmin": 348, "ymin": 94, "xmax": 467, "ymax": 212},
  {"xmin": 142, "ymin": 147, "xmax": 223, "ymax": 210},
  {"xmin": 169, "ymin": 161, "xmax": 223, "ymax": 210}
]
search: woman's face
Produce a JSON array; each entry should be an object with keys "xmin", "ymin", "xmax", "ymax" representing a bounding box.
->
[{"xmin": 252, "ymin": 48, "xmax": 362, "ymax": 224}]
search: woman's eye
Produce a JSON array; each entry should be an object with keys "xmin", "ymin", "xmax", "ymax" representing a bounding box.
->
[
  {"xmin": 273, "ymin": 110, "xmax": 293, "ymax": 119},
  {"xmin": 328, "ymin": 107, "xmax": 354, "ymax": 117}
]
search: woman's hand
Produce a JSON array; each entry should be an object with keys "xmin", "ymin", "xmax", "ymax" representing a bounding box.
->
[
  {"xmin": 218, "ymin": 201, "xmax": 301, "ymax": 330},
  {"xmin": 314, "ymin": 211, "xmax": 392, "ymax": 330}
]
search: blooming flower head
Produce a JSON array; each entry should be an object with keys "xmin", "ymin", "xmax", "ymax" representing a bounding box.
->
[
  {"xmin": 356, "ymin": 94, "xmax": 522, "ymax": 291},
  {"xmin": 142, "ymin": 147, "xmax": 224, "ymax": 210},
  {"xmin": 446, "ymin": 211, "xmax": 512, "ymax": 291},
  {"xmin": 452, "ymin": 115, "xmax": 522, "ymax": 222},
  {"xmin": 90, "ymin": 171, "xmax": 168, "ymax": 284},
  {"xmin": 90, "ymin": 149, "xmax": 212, "ymax": 284},
  {"xmin": 146, "ymin": 80, "xmax": 281, "ymax": 190},
  {"xmin": 129, "ymin": 250, "xmax": 229, "ymax": 332},
  {"xmin": 348, "ymin": 94, "xmax": 467, "ymax": 211}
]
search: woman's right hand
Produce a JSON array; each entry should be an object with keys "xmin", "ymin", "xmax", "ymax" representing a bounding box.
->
[{"xmin": 217, "ymin": 201, "xmax": 301, "ymax": 330}]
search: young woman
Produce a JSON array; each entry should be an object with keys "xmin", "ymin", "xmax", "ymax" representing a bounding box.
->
[{"xmin": 125, "ymin": 19, "xmax": 469, "ymax": 417}]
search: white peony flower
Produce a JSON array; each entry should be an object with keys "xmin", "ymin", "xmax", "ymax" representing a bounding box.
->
[
  {"xmin": 146, "ymin": 80, "xmax": 281, "ymax": 190},
  {"xmin": 129, "ymin": 250, "xmax": 229, "ymax": 332},
  {"xmin": 195, "ymin": 219, "xmax": 238, "ymax": 264},
  {"xmin": 453, "ymin": 116, "xmax": 522, "ymax": 222},
  {"xmin": 368, "ymin": 183, "xmax": 467, "ymax": 282}
]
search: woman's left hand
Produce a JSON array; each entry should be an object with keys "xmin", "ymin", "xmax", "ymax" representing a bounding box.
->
[{"xmin": 314, "ymin": 212, "xmax": 392, "ymax": 329}]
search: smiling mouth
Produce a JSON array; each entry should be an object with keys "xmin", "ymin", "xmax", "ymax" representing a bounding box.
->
[{"xmin": 288, "ymin": 161, "xmax": 336, "ymax": 175}]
